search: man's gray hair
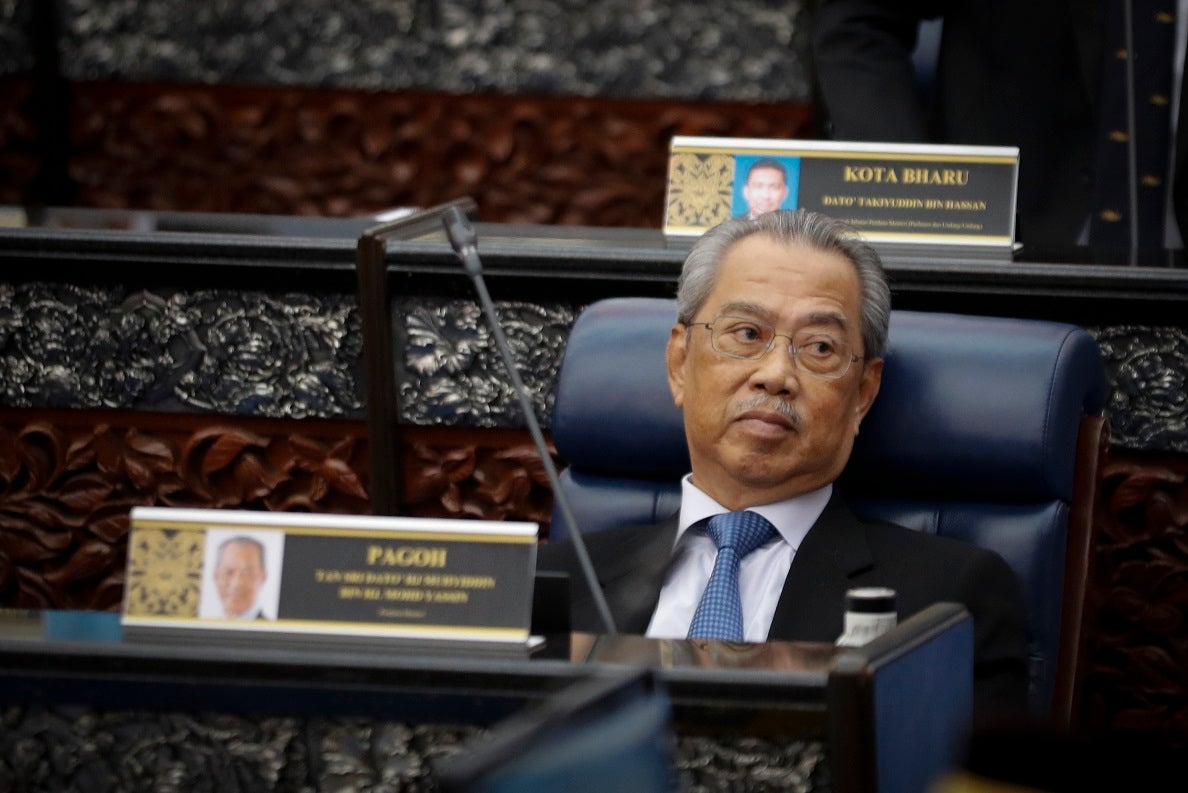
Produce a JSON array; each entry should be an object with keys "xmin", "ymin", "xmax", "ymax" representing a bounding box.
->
[
  {"xmin": 216, "ymin": 535, "xmax": 267, "ymax": 574},
  {"xmin": 675, "ymin": 209, "xmax": 891, "ymax": 359}
]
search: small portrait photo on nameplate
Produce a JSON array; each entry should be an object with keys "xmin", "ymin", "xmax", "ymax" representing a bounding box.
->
[
  {"xmin": 122, "ymin": 507, "xmax": 540, "ymax": 656},
  {"xmin": 198, "ymin": 529, "xmax": 284, "ymax": 622},
  {"xmin": 664, "ymin": 135, "xmax": 1019, "ymax": 256},
  {"xmin": 731, "ymin": 154, "xmax": 801, "ymax": 221}
]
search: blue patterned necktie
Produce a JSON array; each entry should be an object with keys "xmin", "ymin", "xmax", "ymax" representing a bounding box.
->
[{"xmin": 687, "ymin": 510, "xmax": 779, "ymax": 642}]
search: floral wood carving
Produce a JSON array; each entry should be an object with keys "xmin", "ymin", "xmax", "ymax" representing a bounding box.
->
[
  {"xmin": 0, "ymin": 415, "xmax": 370, "ymax": 611},
  {"xmin": 400, "ymin": 431, "xmax": 555, "ymax": 528},
  {"xmin": 4, "ymin": 80, "xmax": 816, "ymax": 226},
  {"xmin": 0, "ymin": 414, "xmax": 556, "ymax": 612},
  {"xmin": 1082, "ymin": 452, "xmax": 1188, "ymax": 745}
]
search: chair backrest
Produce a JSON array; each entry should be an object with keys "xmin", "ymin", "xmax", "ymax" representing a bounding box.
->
[{"xmin": 549, "ymin": 297, "xmax": 1109, "ymax": 725}]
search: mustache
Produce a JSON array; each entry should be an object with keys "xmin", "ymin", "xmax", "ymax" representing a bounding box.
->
[{"xmin": 734, "ymin": 395, "xmax": 800, "ymax": 426}]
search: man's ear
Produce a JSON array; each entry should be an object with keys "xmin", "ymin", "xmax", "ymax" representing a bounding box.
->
[
  {"xmin": 853, "ymin": 357, "xmax": 883, "ymax": 433},
  {"xmin": 666, "ymin": 324, "xmax": 689, "ymax": 408}
]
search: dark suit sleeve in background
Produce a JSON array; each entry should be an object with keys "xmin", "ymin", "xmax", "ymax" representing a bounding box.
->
[{"xmin": 811, "ymin": 0, "xmax": 942, "ymax": 141}]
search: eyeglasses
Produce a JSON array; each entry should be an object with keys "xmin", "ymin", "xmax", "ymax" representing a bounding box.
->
[{"xmin": 689, "ymin": 315, "xmax": 863, "ymax": 380}]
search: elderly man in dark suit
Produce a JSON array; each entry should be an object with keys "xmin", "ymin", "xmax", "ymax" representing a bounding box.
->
[
  {"xmin": 538, "ymin": 209, "xmax": 1029, "ymax": 717},
  {"xmin": 213, "ymin": 535, "xmax": 271, "ymax": 620}
]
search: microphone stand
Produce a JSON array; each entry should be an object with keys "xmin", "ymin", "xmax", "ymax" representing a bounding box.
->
[{"xmin": 442, "ymin": 207, "xmax": 618, "ymax": 636}]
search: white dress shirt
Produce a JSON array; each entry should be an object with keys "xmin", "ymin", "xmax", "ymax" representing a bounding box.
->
[{"xmin": 645, "ymin": 476, "xmax": 830, "ymax": 643}]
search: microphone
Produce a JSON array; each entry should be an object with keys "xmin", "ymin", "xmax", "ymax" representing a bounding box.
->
[{"xmin": 442, "ymin": 207, "xmax": 618, "ymax": 636}]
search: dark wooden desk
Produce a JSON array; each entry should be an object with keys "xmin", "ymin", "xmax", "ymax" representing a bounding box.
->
[{"xmin": 0, "ymin": 604, "xmax": 974, "ymax": 793}]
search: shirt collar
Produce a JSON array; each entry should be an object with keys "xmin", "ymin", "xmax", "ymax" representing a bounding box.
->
[{"xmin": 675, "ymin": 473, "xmax": 830, "ymax": 552}]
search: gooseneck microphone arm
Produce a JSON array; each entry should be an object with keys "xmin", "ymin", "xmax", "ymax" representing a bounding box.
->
[{"xmin": 442, "ymin": 207, "xmax": 618, "ymax": 636}]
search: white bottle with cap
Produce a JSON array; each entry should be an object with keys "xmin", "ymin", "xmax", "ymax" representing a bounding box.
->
[{"xmin": 835, "ymin": 586, "xmax": 898, "ymax": 647}]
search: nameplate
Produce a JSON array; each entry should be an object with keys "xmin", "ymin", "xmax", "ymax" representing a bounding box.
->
[
  {"xmin": 664, "ymin": 136, "xmax": 1018, "ymax": 250},
  {"xmin": 121, "ymin": 507, "xmax": 539, "ymax": 651}
]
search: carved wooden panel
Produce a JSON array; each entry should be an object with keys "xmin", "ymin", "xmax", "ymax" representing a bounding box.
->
[
  {"xmin": 1081, "ymin": 453, "xmax": 1188, "ymax": 745},
  {"xmin": 0, "ymin": 411, "xmax": 370, "ymax": 610},
  {"xmin": 401, "ymin": 427, "xmax": 555, "ymax": 527},
  {"xmin": 2, "ymin": 79, "xmax": 817, "ymax": 227},
  {"xmin": 0, "ymin": 411, "xmax": 555, "ymax": 612},
  {"xmin": 0, "ymin": 704, "xmax": 828, "ymax": 793}
]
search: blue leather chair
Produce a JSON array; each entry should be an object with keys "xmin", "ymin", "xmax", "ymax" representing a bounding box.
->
[{"xmin": 548, "ymin": 297, "xmax": 1109, "ymax": 727}]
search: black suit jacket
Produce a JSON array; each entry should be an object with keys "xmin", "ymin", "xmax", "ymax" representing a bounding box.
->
[{"xmin": 537, "ymin": 491, "xmax": 1030, "ymax": 716}]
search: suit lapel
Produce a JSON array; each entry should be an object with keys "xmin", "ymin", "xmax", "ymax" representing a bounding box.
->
[
  {"xmin": 577, "ymin": 495, "xmax": 875, "ymax": 641},
  {"xmin": 769, "ymin": 492, "xmax": 874, "ymax": 642},
  {"xmin": 592, "ymin": 517, "xmax": 679, "ymax": 634}
]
